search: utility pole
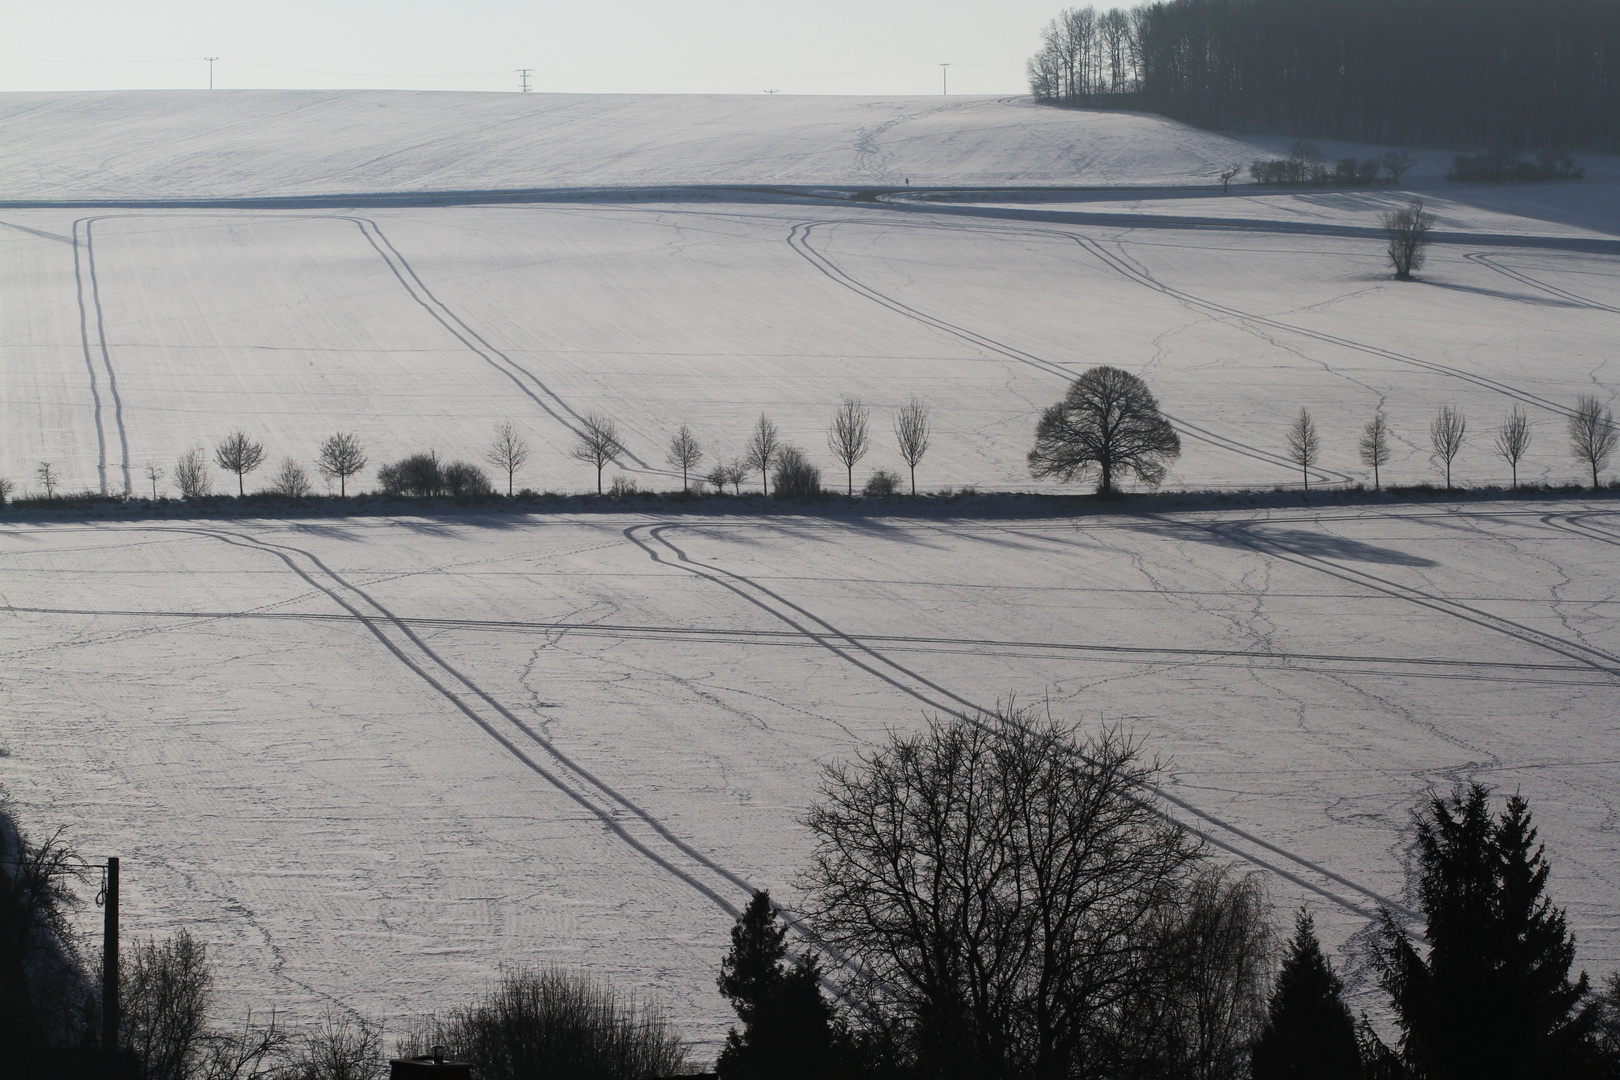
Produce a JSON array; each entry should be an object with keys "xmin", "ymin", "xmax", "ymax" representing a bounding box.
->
[
  {"xmin": 204, "ymin": 56, "xmax": 219, "ymax": 89},
  {"xmin": 102, "ymin": 857, "xmax": 119, "ymax": 1056},
  {"xmin": 516, "ymin": 68, "xmax": 532, "ymax": 92},
  {"xmin": 940, "ymin": 63, "xmax": 950, "ymax": 95}
]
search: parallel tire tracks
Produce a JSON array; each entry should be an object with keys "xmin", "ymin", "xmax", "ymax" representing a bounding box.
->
[
  {"xmin": 1464, "ymin": 252, "xmax": 1620, "ymax": 315},
  {"xmin": 72, "ymin": 217, "xmax": 132, "ymax": 496},
  {"xmin": 177, "ymin": 525, "xmax": 757, "ymax": 921},
  {"xmin": 786, "ymin": 221, "xmax": 1354, "ymax": 485},
  {"xmin": 624, "ymin": 521, "xmax": 1417, "ymax": 923}
]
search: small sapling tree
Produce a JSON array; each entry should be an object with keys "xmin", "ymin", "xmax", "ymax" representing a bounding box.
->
[
  {"xmin": 267, "ymin": 458, "xmax": 312, "ymax": 498},
  {"xmin": 1567, "ymin": 394, "xmax": 1616, "ymax": 490},
  {"xmin": 1359, "ymin": 412, "xmax": 1392, "ymax": 490},
  {"xmin": 174, "ymin": 450, "xmax": 211, "ymax": 499},
  {"xmin": 34, "ymin": 462, "xmax": 58, "ymax": 500},
  {"xmin": 570, "ymin": 413, "xmax": 624, "ymax": 495},
  {"xmin": 827, "ymin": 397, "xmax": 871, "ymax": 496},
  {"xmin": 1384, "ymin": 199, "xmax": 1435, "ymax": 280},
  {"xmin": 666, "ymin": 424, "xmax": 704, "ymax": 493},
  {"xmin": 725, "ymin": 458, "xmax": 749, "ymax": 495},
  {"xmin": 144, "ymin": 463, "xmax": 164, "ymax": 500},
  {"xmin": 214, "ymin": 431, "xmax": 266, "ymax": 496},
  {"xmin": 1286, "ymin": 407, "xmax": 1321, "ymax": 490},
  {"xmin": 1495, "ymin": 406, "xmax": 1532, "ymax": 490},
  {"xmin": 1219, "ymin": 164, "xmax": 1241, "ymax": 192},
  {"xmin": 705, "ymin": 460, "xmax": 731, "ymax": 495},
  {"xmin": 484, "ymin": 421, "xmax": 531, "ymax": 497},
  {"xmin": 745, "ymin": 414, "xmax": 781, "ymax": 497},
  {"xmin": 1028, "ymin": 366, "xmax": 1181, "ymax": 495},
  {"xmin": 1430, "ymin": 405, "xmax": 1467, "ymax": 490},
  {"xmin": 315, "ymin": 432, "xmax": 367, "ymax": 497},
  {"xmin": 893, "ymin": 398, "xmax": 931, "ymax": 495}
]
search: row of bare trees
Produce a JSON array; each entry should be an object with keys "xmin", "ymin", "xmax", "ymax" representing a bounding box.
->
[{"xmin": 1286, "ymin": 396, "xmax": 1616, "ymax": 492}]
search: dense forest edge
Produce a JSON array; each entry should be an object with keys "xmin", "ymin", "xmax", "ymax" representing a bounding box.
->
[{"xmin": 1027, "ymin": 0, "xmax": 1620, "ymax": 153}]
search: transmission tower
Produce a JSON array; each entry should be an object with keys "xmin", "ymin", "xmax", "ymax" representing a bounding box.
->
[{"xmin": 516, "ymin": 68, "xmax": 533, "ymax": 92}]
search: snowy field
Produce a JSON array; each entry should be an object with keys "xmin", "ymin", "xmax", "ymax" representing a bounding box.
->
[
  {"xmin": 1, "ymin": 91, "xmax": 1619, "ymax": 1057},
  {"xmin": 3, "ymin": 503, "xmax": 1618, "ymax": 1053}
]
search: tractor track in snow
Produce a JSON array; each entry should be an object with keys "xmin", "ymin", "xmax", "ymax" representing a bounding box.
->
[
  {"xmin": 1463, "ymin": 252, "xmax": 1620, "ymax": 315},
  {"xmin": 785, "ymin": 221, "xmax": 1352, "ymax": 485},
  {"xmin": 623, "ymin": 521, "xmax": 1417, "ymax": 924},
  {"xmin": 72, "ymin": 217, "xmax": 131, "ymax": 495},
  {"xmin": 163, "ymin": 524, "xmax": 767, "ymax": 926}
]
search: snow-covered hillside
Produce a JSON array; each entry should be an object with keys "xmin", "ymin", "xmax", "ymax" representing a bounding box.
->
[{"xmin": 0, "ymin": 89, "xmax": 1475, "ymax": 200}]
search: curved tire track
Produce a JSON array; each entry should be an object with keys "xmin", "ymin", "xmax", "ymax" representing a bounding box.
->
[
  {"xmin": 624, "ymin": 521, "xmax": 1417, "ymax": 923},
  {"xmin": 1464, "ymin": 252, "xmax": 1620, "ymax": 315},
  {"xmin": 786, "ymin": 221, "xmax": 1354, "ymax": 485}
]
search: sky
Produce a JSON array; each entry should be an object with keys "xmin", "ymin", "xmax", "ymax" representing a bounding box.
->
[{"xmin": 0, "ymin": 0, "xmax": 1064, "ymax": 96}]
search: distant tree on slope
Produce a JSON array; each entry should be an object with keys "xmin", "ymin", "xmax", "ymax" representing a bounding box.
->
[
  {"xmin": 214, "ymin": 431, "xmax": 266, "ymax": 496},
  {"xmin": 1360, "ymin": 412, "xmax": 1392, "ymax": 490},
  {"xmin": 1384, "ymin": 200, "xmax": 1435, "ymax": 281},
  {"xmin": 316, "ymin": 432, "xmax": 368, "ymax": 497},
  {"xmin": 1568, "ymin": 395, "xmax": 1617, "ymax": 491},
  {"xmin": 1286, "ymin": 407, "xmax": 1321, "ymax": 490},
  {"xmin": 1028, "ymin": 366, "xmax": 1180, "ymax": 495},
  {"xmin": 1495, "ymin": 407, "xmax": 1532, "ymax": 490}
]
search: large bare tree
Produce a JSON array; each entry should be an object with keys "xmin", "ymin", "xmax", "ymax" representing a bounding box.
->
[
  {"xmin": 315, "ymin": 432, "xmax": 367, "ymax": 497},
  {"xmin": 570, "ymin": 413, "xmax": 625, "ymax": 495},
  {"xmin": 1567, "ymin": 394, "xmax": 1616, "ymax": 490},
  {"xmin": 1430, "ymin": 405, "xmax": 1467, "ymax": 490},
  {"xmin": 214, "ymin": 431, "xmax": 266, "ymax": 496},
  {"xmin": 826, "ymin": 397, "xmax": 871, "ymax": 496},
  {"xmin": 1286, "ymin": 407, "xmax": 1322, "ymax": 490},
  {"xmin": 1384, "ymin": 200, "xmax": 1435, "ymax": 281},
  {"xmin": 1028, "ymin": 366, "xmax": 1180, "ymax": 495},
  {"xmin": 1495, "ymin": 406, "xmax": 1532, "ymax": 490},
  {"xmin": 745, "ymin": 414, "xmax": 781, "ymax": 496},
  {"xmin": 665, "ymin": 424, "xmax": 704, "ymax": 493},
  {"xmin": 803, "ymin": 706, "xmax": 1204, "ymax": 1080},
  {"xmin": 893, "ymin": 398, "xmax": 932, "ymax": 495},
  {"xmin": 484, "ymin": 421, "xmax": 531, "ymax": 497},
  {"xmin": 1359, "ymin": 412, "xmax": 1392, "ymax": 490}
]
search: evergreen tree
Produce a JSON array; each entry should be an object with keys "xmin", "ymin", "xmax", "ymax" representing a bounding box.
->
[
  {"xmin": 1251, "ymin": 909, "xmax": 1360, "ymax": 1080},
  {"xmin": 717, "ymin": 891, "xmax": 835, "ymax": 1080},
  {"xmin": 1372, "ymin": 784, "xmax": 1597, "ymax": 1079}
]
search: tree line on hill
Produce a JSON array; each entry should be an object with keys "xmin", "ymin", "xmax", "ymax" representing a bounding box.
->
[
  {"xmin": 10, "ymin": 707, "xmax": 1620, "ymax": 1080},
  {"xmin": 1027, "ymin": 0, "xmax": 1620, "ymax": 153}
]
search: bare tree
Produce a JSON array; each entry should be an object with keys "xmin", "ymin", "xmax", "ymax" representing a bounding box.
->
[
  {"xmin": 1028, "ymin": 366, "xmax": 1181, "ymax": 495},
  {"xmin": 1359, "ymin": 412, "xmax": 1392, "ymax": 490},
  {"xmin": 175, "ymin": 449, "xmax": 212, "ymax": 499},
  {"xmin": 1219, "ymin": 164, "xmax": 1242, "ymax": 192},
  {"xmin": 745, "ymin": 414, "xmax": 780, "ymax": 496},
  {"xmin": 570, "ymin": 412, "xmax": 624, "ymax": 495},
  {"xmin": 483, "ymin": 421, "xmax": 531, "ymax": 497},
  {"xmin": 893, "ymin": 398, "xmax": 932, "ymax": 495},
  {"xmin": 34, "ymin": 462, "xmax": 58, "ymax": 499},
  {"xmin": 197, "ymin": 1010, "xmax": 290, "ymax": 1080},
  {"xmin": 665, "ymin": 424, "xmax": 703, "ymax": 493},
  {"xmin": 1383, "ymin": 199, "xmax": 1435, "ymax": 280},
  {"xmin": 285, "ymin": 1009, "xmax": 385, "ymax": 1080},
  {"xmin": 0, "ymin": 477, "xmax": 13, "ymax": 505},
  {"xmin": 1430, "ymin": 405, "xmax": 1467, "ymax": 490},
  {"xmin": 267, "ymin": 458, "xmax": 312, "ymax": 498},
  {"xmin": 1568, "ymin": 394, "xmax": 1616, "ymax": 490},
  {"xmin": 1495, "ymin": 406, "xmax": 1532, "ymax": 490},
  {"xmin": 827, "ymin": 397, "xmax": 871, "ymax": 496},
  {"xmin": 1381, "ymin": 150, "xmax": 1416, "ymax": 184},
  {"xmin": 144, "ymin": 462, "xmax": 164, "ymax": 500},
  {"xmin": 725, "ymin": 458, "xmax": 749, "ymax": 495},
  {"xmin": 1286, "ymin": 407, "xmax": 1322, "ymax": 489},
  {"xmin": 121, "ymin": 930, "xmax": 213, "ymax": 1080},
  {"xmin": 214, "ymin": 431, "xmax": 266, "ymax": 496},
  {"xmin": 703, "ymin": 459, "xmax": 730, "ymax": 495},
  {"xmin": 804, "ymin": 707, "xmax": 1204, "ymax": 1079},
  {"xmin": 315, "ymin": 433, "xmax": 368, "ymax": 498}
]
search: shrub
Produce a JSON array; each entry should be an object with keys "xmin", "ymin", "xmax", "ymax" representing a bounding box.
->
[
  {"xmin": 862, "ymin": 469, "xmax": 901, "ymax": 496},
  {"xmin": 175, "ymin": 449, "xmax": 212, "ymax": 499},
  {"xmin": 267, "ymin": 458, "xmax": 313, "ymax": 498},
  {"xmin": 442, "ymin": 461, "xmax": 494, "ymax": 498},
  {"xmin": 398, "ymin": 967, "xmax": 686, "ymax": 1080},
  {"xmin": 378, "ymin": 453, "xmax": 443, "ymax": 498},
  {"xmin": 771, "ymin": 447, "xmax": 821, "ymax": 498},
  {"xmin": 608, "ymin": 475, "xmax": 638, "ymax": 497},
  {"xmin": 0, "ymin": 477, "xmax": 12, "ymax": 506}
]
